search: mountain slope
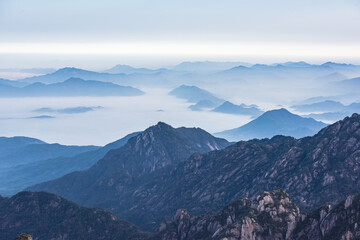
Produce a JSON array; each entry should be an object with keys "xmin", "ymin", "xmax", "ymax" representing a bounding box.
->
[
  {"xmin": 0, "ymin": 77, "xmax": 144, "ymax": 97},
  {"xmin": 0, "ymin": 136, "xmax": 45, "ymax": 157},
  {"xmin": 0, "ymin": 191, "xmax": 148, "ymax": 240},
  {"xmin": 30, "ymin": 114, "xmax": 360, "ymax": 231},
  {"xmin": 292, "ymin": 100, "xmax": 345, "ymax": 112},
  {"xmin": 169, "ymin": 85, "xmax": 224, "ymax": 104},
  {"xmin": 216, "ymin": 108, "xmax": 326, "ymax": 141},
  {"xmin": 153, "ymin": 189, "xmax": 360, "ymax": 240},
  {"xmin": 212, "ymin": 101, "xmax": 263, "ymax": 117},
  {"xmin": 0, "ymin": 132, "xmax": 139, "ymax": 196},
  {"xmin": 21, "ymin": 67, "xmax": 126, "ymax": 84},
  {"xmin": 0, "ymin": 137, "xmax": 98, "ymax": 169},
  {"xmin": 30, "ymin": 122, "xmax": 230, "ymax": 206}
]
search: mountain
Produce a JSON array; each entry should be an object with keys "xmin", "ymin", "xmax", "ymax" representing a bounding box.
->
[
  {"xmin": 0, "ymin": 78, "xmax": 28, "ymax": 87},
  {"xmin": 0, "ymin": 136, "xmax": 45, "ymax": 157},
  {"xmin": 169, "ymin": 85, "xmax": 224, "ymax": 104},
  {"xmin": 0, "ymin": 132, "xmax": 139, "ymax": 196},
  {"xmin": 29, "ymin": 122, "xmax": 230, "ymax": 216},
  {"xmin": 21, "ymin": 67, "xmax": 126, "ymax": 84},
  {"xmin": 30, "ymin": 114, "xmax": 360, "ymax": 231},
  {"xmin": 316, "ymin": 72, "xmax": 348, "ymax": 82},
  {"xmin": 0, "ymin": 137, "xmax": 98, "ymax": 169},
  {"xmin": 293, "ymin": 101, "xmax": 360, "ymax": 121},
  {"xmin": 337, "ymin": 76, "xmax": 360, "ymax": 89},
  {"xmin": 212, "ymin": 101, "xmax": 263, "ymax": 117},
  {"xmin": 172, "ymin": 61, "xmax": 252, "ymax": 73},
  {"xmin": 0, "ymin": 191, "xmax": 148, "ymax": 240},
  {"xmin": 0, "ymin": 77, "xmax": 144, "ymax": 97},
  {"xmin": 34, "ymin": 106, "xmax": 103, "ymax": 114},
  {"xmin": 103, "ymin": 64, "xmax": 158, "ymax": 74},
  {"xmin": 188, "ymin": 100, "xmax": 218, "ymax": 111},
  {"xmin": 291, "ymin": 100, "xmax": 345, "ymax": 112},
  {"xmin": 216, "ymin": 108, "xmax": 326, "ymax": 141},
  {"xmin": 153, "ymin": 189, "xmax": 360, "ymax": 240}
]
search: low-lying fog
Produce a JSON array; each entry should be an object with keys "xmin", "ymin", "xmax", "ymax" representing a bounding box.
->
[{"xmin": 0, "ymin": 88, "xmax": 256, "ymax": 146}]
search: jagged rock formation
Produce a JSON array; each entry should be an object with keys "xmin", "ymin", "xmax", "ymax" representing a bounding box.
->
[
  {"xmin": 153, "ymin": 189, "xmax": 360, "ymax": 240},
  {"xmin": 0, "ymin": 191, "xmax": 148, "ymax": 240},
  {"xmin": 30, "ymin": 114, "xmax": 360, "ymax": 231},
  {"xmin": 290, "ymin": 194, "xmax": 360, "ymax": 240},
  {"xmin": 13, "ymin": 233, "xmax": 32, "ymax": 240}
]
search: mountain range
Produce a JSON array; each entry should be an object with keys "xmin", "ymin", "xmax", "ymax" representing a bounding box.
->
[
  {"xmin": 216, "ymin": 108, "xmax": 326, "ymax": 141},
  {"xmin": 0, "ymin": 132, "xmax": 139, "ymax": 196},
  {"xmin": 3, "ymin": 188, "xmax": 360, "ymax": 239},
  {"xmin": 29, "ymin": 114, "xmax": 360, "ymax": 232},
  {"xmin": 212, "ymin": 101, "xmax": 263, "ymax": 117},
  {"xmin": 0, "ymin": 77, "xmax": 144, "ymax": 97},
  {"xmin": 21, "ymin": 67, "xmax": 127, "ymax": 84},
  {"xmin": 169, "ymin": 85, "xmax": 224, "ymax": 105}
]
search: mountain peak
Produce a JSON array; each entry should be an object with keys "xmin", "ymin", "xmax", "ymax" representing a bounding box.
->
[
  {"xmin": 63, "ymin": 77, "xmax": 86, "ymax": 83},
  {"xmin": 57, "ymin": 67, "xmax": 84, "ymax": 73},
  {"xmin": 216, "ymin": 108, "xmax": 326, "ymax": 141}
]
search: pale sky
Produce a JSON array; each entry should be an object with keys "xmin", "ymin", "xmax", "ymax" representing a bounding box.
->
[{"xmin": 1, "ymin": 0, "xmax": 360, "ymax": 68}]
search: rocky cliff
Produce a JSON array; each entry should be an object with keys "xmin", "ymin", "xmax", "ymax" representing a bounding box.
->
[{"xmin": 153, "ymin": 189, "xmax": 360, "ymax": 240}]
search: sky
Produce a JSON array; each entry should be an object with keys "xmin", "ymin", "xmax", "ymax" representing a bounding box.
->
[{"xmin": 0, "ymin": 0, "xmax": 360, "ymax": 69}]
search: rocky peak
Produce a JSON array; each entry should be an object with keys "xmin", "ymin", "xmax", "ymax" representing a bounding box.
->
[
  {"xmin": 314, "ymin": 112, "xmax": 360, "ymax": 138},
  {"xmin": 154, "ymin": 190, "xmax": 360, "ymax": 240},
  {"xmin": 254, "ymin": 189, "xmax": 300, "ymax": 222},
  {"xmin": 153, "ymin": 189, "xmax": 301, "ymax": 240},
  {"xmin": 13, "ymin": 234, "xmax": 32, "ymax": 240}
]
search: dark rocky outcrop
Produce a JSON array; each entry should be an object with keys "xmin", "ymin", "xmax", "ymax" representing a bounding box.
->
[{"xmin": 0, "ymin": 191, "xmax": 148, "ymax": 240}]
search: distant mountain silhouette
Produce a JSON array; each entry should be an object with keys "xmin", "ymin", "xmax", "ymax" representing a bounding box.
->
[
  {"xmin": 0, "ymin": 137, "xmax": 45, "ymax": 157},
  {"xmin": 0, "ymin": 78, "xmax": 28, "ymax": 87},
  {"xmin": 34, "ymin": 106, "xmax": 103, "ymax": 114},
  {"xmin": 292, "ymin": 100, "xmax": 345, "ymax": 112},
  {"xmin": 188, "ymin": 100, "xmax": 218, "ymax": 111},
  {"xmin": 293, "ymin": 100, "xmax": 360, "ymax": 121},
  {"xmin": 338, "ymin": 76, "xmax": 360, "ymax": 89},
  {"xmin": 103, "ymin": 64, "xmax": 158, "ymax": 74},
  {"xmin": 0, "ymin": 132, "xmax": 139, "ymax": 196},
  {"xmin": 21, "ymin": 67, "xmax": 126, "ymax": 84},
  {"xmin": 216, "ymin": 108, "xmax": 326, "ymax": 141},
  {"xmin": 0, "ymin": 137, "xmax": 98, "ymax": 169},
  {"xmin": 0, "ymin": 77, "xmax": 144, "ymax": 97},
  {"xmin": 212, "ymin": 101, "xmax": 263, "ymax": 117},
  {"xmin": 172, "ymin": 61, "xmax": 252, "ymax": 73},
  {"xmin": 169, "ymin": 85, "xmax": 224, "ymax": 104}
]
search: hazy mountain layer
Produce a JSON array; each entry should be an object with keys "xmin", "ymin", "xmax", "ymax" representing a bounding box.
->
[
  {"xmin": 0, "ymin": 77, "xmax": 144, "ymax": 97},
  {"xmin": 216, "ymin": 108, "xmax": 326, "ymax": 141},
  {"xmin": 0, "ymin": 132, "xmax": 139, "ymax": 196}
]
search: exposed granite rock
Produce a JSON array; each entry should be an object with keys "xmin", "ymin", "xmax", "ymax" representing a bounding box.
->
[
  {"xmin": 13, "ymin": 234, "xmax": 32, "ymax": 240},
  {"xmin": 153, "ymin": 189, "xmax": 360, "ymax": 240}
]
